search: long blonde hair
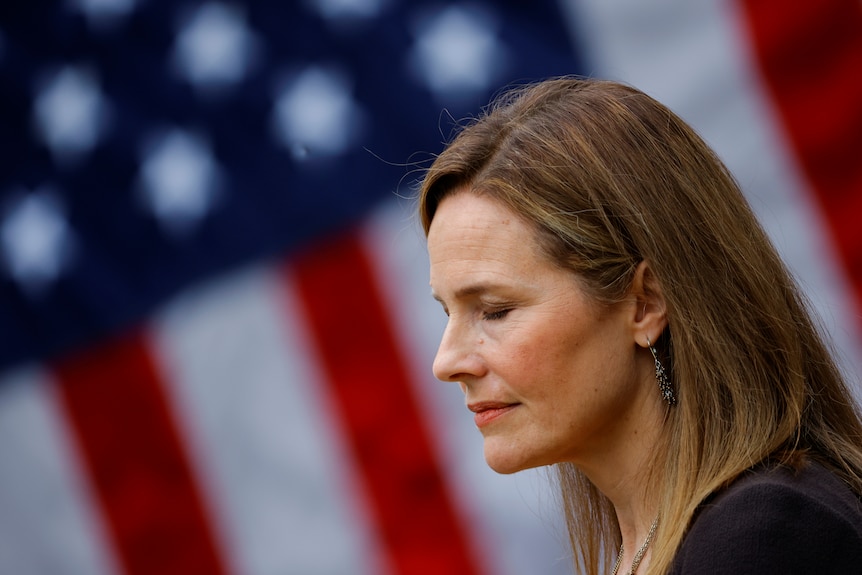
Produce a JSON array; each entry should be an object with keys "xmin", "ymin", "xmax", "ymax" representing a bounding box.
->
[{"xmin": 417, "ymin": 77, "xmax": 862, "ymax": 575}]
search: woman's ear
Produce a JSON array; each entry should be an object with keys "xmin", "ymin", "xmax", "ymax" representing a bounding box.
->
[{"xmin": 629, "ymin": 261, "xmax": 668, "ymax": 346}]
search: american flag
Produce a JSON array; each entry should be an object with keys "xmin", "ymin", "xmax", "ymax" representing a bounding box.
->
[{"xmin": 0, "ymin": 1, "xmax": 859, "ymax": 574}]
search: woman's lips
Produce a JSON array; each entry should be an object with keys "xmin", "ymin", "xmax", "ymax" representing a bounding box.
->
[{"xmin": 468, "ymin": 402, "xmax": 519, "ymax": 428}]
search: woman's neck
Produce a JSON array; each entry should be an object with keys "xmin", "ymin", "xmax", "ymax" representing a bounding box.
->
[{"xmin": 577, "ymin": 371, "xmax": 666, "ymax": 572}]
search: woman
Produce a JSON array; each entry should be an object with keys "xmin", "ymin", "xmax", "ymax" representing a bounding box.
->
[{"xmin": 419, "ymin": 78, "xmax": 862, "ymax": 574}]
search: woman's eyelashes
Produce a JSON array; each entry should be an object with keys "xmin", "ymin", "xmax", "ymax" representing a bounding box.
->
[
  {"xmin": 483, "ymin": 308, "xmax": 512, "ymax": 321},
  {"xmin": 433, "ymin": 298, "xmax": 513, "ymax": 321}
]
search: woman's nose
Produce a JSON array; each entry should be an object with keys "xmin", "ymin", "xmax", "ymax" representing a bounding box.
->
[{"xmin": 432, "ymin": 319, "xmax": 485, "ymax": 383}]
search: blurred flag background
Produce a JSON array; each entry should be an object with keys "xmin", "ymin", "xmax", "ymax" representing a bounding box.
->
[{"xmin": 0, "ymin": 1, "xmax": 859, "ymax": 574}]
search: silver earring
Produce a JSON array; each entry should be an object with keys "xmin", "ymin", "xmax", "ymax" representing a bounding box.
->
[{"xmin": 647, "ymin": 336, "xmax": 676, "ymax": 405}]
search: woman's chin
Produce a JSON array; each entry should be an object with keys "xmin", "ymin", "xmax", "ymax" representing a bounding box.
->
[{"xmin": 483, "ymin": 444, "xmax": 538, "ymax": 475}]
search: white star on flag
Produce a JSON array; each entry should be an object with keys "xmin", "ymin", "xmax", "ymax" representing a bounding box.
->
[
  {"xmin": 33, "ymin": 66, "xmax": 110, "ymax": 165},
  {"xmin": 172, "ymin": 2, "xmax": 259, "ymax": 93},
  {"xmin": 271, "ymin": 66, "xmax": 365, "ymax": 161},
  {"xmin": 304, "ymin": 0, "xmax": 388, "ymax": 22},
  {"xmin": 69, "ymin": 0, "xmax": 137, "ymax": 30},
  {"xmin": 0, "ymin": 190, "xmax": 76, "ymax": 296},
  {"xmin": 408, "ymin": 5, "xmax": 507, "ymax": 102},
  {"xmin": 138, "ymin": 129, "xmax": 222, "ymax": 236}
]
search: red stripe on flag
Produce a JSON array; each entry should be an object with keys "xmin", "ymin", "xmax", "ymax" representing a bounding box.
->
[
  {"xmin": 53, "ymin": 330, "xmax": 228, "ymax": 575},
  {"xmin": 290, "ymin": 230, "xmax": 484, "ymax": 575},
  {"xmin": 740, "ymin": 0, "xmax": 862, "ymax": 313}
]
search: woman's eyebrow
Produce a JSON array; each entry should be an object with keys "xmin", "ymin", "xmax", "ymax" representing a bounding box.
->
[{"xmin": 432, "ymin": 283, "xmax": 504, "ymax": 304}]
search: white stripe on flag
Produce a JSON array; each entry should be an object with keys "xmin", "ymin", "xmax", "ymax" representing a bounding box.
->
[
  {"xmin": 563, "ymin": 0, "xmax": 862, "ymax": 387},
  {"xmin": 361, "ymin": 199, "xmax": 572, "ymax": 575},
  {"xmin": 0, "ymin": 367, "xmax": 120, "ymax": 575},
  {"xmin": 151, "ymin": 265, "xmax": 390, "ymax": 575}
]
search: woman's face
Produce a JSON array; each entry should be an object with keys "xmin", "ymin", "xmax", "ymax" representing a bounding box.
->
[{"xmin": 428, "ymin": 191, "xmax": 648, "ymax": 474}]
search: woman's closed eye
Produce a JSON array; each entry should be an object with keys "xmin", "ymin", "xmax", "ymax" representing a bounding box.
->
[{"xmin": 483, "ymin": 308, "xmax": 512, "ymax": 321}]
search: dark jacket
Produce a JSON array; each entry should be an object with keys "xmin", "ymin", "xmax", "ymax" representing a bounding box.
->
[{"xmin": 669, "ymin": 460, "xmax": 862, "ymax": 573}]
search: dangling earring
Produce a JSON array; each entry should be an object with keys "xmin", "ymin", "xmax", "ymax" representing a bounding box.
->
[{"xmin": 647, "ymin": 336, "xmax": 676, "ymax": 406}]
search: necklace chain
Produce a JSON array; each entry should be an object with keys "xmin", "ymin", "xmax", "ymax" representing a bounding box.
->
[{"xmin": 611, "ymin": 516, "xmax": 659, "ymax": 575}]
